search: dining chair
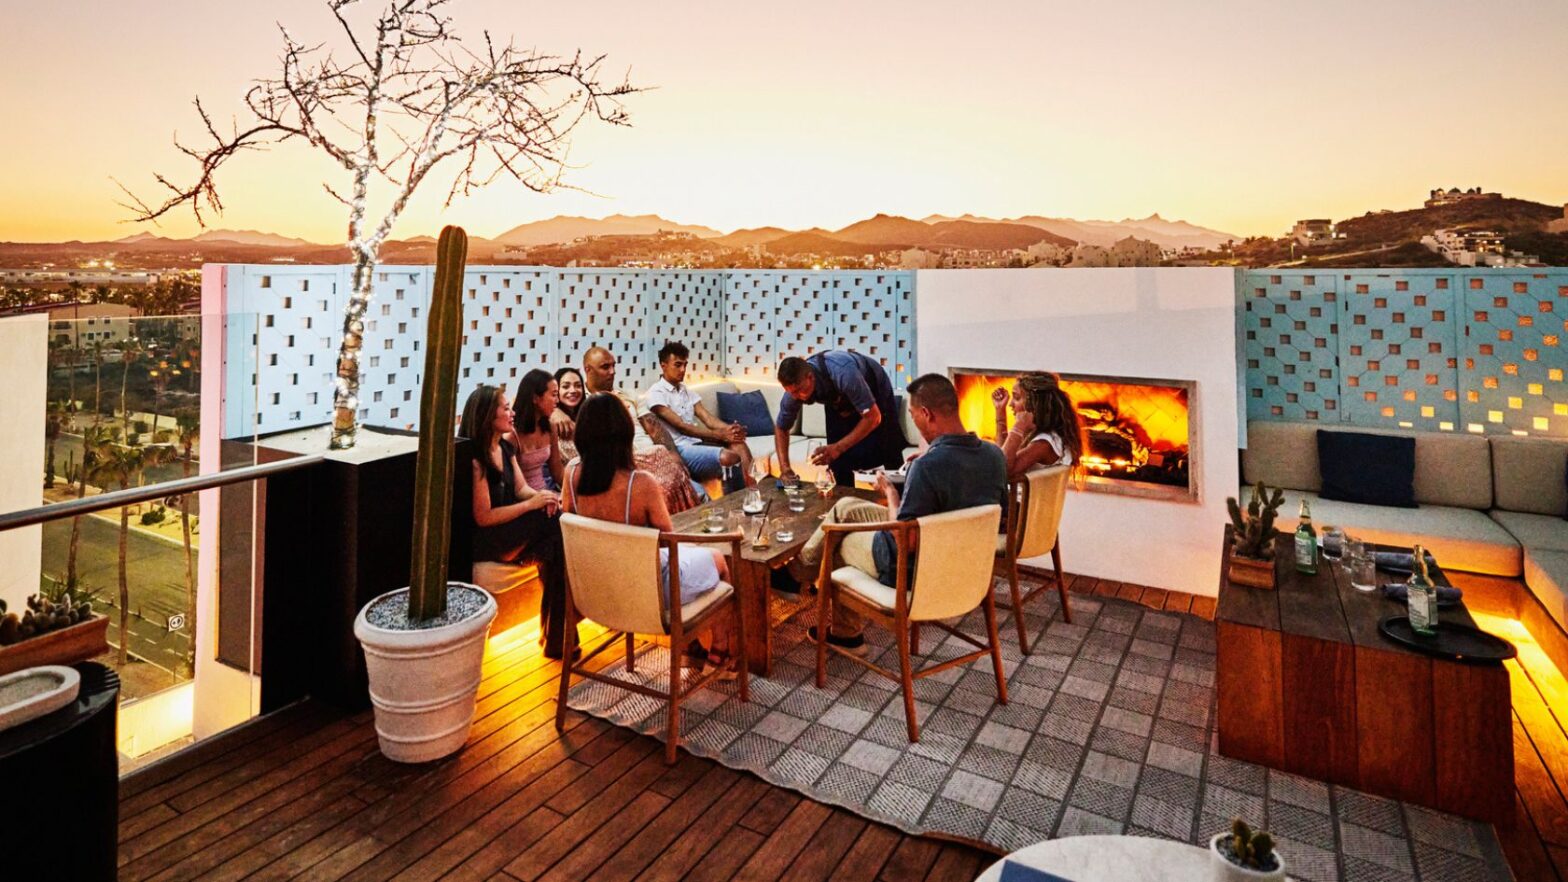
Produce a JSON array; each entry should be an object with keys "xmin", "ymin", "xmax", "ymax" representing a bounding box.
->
[
  {"xmin": 814, "ymin": 504, "xmax": 1006, "ymax": 742},
  {"xmin": 555, "ymin": 513, "xmax": 747, "ymax": 763},
  {"xmin": 997, "ymin": 464, "xmax": 1072, "ymax": 654}
]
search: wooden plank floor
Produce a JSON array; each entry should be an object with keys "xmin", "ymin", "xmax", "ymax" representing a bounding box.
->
[{"xmin": 119, "ymin": 571, "xmax": 1561, "ymax": 881}]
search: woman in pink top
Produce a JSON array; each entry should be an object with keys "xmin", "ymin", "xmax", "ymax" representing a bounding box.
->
[{"xmin": 511, "ymin": 369, "xmax": 565, "ymax": 492}]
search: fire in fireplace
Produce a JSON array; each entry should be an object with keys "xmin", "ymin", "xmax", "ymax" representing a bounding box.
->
[{"xmin": 951, "ymin": 368, "xmax": 1199, "ymax": 502}]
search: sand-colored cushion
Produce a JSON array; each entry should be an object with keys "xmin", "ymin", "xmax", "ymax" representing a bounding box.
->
[
  {"xmin": 1244, "ymin": 421, "xmax": 1493, "ymax": 510},
  {"xmin": 1491, "ymin": 510, "xmax": 1568, "ymax": 554},
  {"xmin": 686, "ymin": 380, "xmax": 739, "ymax": 421},
  {"xmin": 1253, "ymin": 485, "xmax": 1522, "ymax": 577},
  {"xmin": 801, "ymin": 404, "xmax": 827, "ymax": 438},
  {"xmin": 1242, "ymin": 421, "xmax": 1322, "ymax": 493},
  {"xmin": 833, "ymin": 565, "xmax": 897, "ymax": 612},
  {"xmin": 1491, "ymin": 435, "xmax": 1568, "ymax": 516},
  {"xmin": 667, "ymin": 581, "xmax": 733, "ymax": 630},
  {"xmin": 472, "ymin": 561, "xmax": 537, "ymax": 594},
  {"xmin": 1525, "ymin": 548, "xmax": 1568, "ymax": 633}
]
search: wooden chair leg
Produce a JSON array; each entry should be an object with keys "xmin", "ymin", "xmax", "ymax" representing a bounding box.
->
[
  {"xmin": 815, "ymin": 579, "xmax": 832, "ymax": 688},
  {"xmin": 1008, "ymin": 558, "xmax": 1031, "ymax": 655},
  {"xmin": 984, "ymin": 594, "xmax": 1009, "ymax": 706},
  {"xmin": 666, "ymin": 647, "xmax": 682, "ymax": 764},
  {"xmin": 910, "ymin": 623, "xmax": 921, "ymax": 656},
  {"xmin": 1053, "ymin": 541, "xmax": 1071, "ymax": 623},
  {"xmin": 898, "ymin": 618, "xmax": 920, "ymax": 742},
  {"xmin": 554, "ymin": 602, "xmax": 578, "ymax": 732},
  {"xmin": 625, "ymin": 632, "xmax": 636, "ymax": 672},
  {"xmin": 734, "ymin": 600, "xmax": 750, "ymax": 703}
]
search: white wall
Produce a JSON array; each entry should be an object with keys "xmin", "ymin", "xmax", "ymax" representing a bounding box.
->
[
  {"xmin": 915, "ymin": 268, "xmax": 1240, "ymax": 597},
  {"xmin": 0, "ymin": 315, "xmax": 47, "ymax": 611}
]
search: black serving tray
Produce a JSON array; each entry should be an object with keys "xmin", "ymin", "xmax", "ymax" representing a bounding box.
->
[{"xmin": 1378, "ymin": 616, "xmax": 1517, "ymax": 664}]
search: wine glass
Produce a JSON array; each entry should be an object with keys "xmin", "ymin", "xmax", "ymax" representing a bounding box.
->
[
  {"xmin": 815, "ymin": 466, "xmax": 835, "ymax": 498},
  {"xmin": 751, "ymin": 456, "xmax": 769, "ymax": 486}
]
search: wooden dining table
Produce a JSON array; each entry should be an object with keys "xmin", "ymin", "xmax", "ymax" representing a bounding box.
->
[{"xmin": 671, "ymin": 482, "xmax": 879, "ymax": 676}]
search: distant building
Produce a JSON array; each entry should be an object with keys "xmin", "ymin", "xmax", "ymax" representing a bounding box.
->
[
  {"xmin": 1024, "ymin": 240, "xmax": 1070, "ymax": 267},
  {"xmin": 1066, "ymin": 244, "xmax": 1111, "ymax": 268},
  {"xmin": 942, "ymin": 249, "xmax": 1025, "ymax": 269},
  {"xmin": 45, "ymin": 302, "xmax": 141, "ymax": 347},
  {"xmin": 1424, "ymin": 187, "xmax": 1501, "ymax": 209},
  {"xmin": 1420, "ymin": 228, "xmax": 1537, "ymax": 267},
  {"xmin": 897, "ymin": 248, "xmax": 942, "ymax": 269},
  {"xmin": 1290, "ymin": 219, "xmax": 1336, "ymax": 247},
  {"xmin": 0, "ymin": 268, "xmax": 162, "ymax": 287},
  {"xmin": 1547, "ymin": 204, "xmax": 1568, "ymax": 235},
  {"xmin": 1108, "ymin": 236, "xmax": 1163, "ymax": 267}
]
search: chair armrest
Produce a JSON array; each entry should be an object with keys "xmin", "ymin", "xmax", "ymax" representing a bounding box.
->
[
  {"xmin": 661, "ymin": 530, "xmax": 743, "ymax": 545},
  {"xmin": 820, "ymin": 520, "xmax": 913, "ymax": 537}
]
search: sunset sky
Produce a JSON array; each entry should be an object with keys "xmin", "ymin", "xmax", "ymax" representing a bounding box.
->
[{"xmin": 4, "ymin": 0, "xmax": 1566, "ymax": 244}]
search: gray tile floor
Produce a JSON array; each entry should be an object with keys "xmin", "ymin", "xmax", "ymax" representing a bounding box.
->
[{"xmin": 567, "ymin": 583, "xmax": 1512, "ymax": 882}]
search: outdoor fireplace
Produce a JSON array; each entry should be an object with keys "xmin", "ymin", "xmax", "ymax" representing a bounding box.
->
[{"xmin": 951, "ymin": 368, "xmax": 1199, "ymax": 503}]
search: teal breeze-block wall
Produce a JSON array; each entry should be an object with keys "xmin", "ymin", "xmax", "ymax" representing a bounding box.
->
[{"xmin": 1240, "ymin": 268, "xmax": 1568, "ymax": 438}]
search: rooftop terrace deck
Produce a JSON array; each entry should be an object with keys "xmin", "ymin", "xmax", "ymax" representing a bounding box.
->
[{"xmin": 117, "ymin": 573, "xmax": 1568, "ymax": 882}]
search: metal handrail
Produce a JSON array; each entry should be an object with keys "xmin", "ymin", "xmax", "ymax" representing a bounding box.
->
[{"xmin": 0, "ymin": 455, "xmax": 326, "ymax": 533}]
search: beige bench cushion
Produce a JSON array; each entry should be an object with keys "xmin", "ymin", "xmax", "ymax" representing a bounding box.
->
[
  {"xmin": 1243, "ymin": 420, "xmax": 1492, "ymax": 510},
  {"xmin": 1525, "ymin": 548, "xmax": 1568, "ymax": 633},
  {"xmin": 1491, "ymin": 510, "xmax": 1568, "ymax": 554},
  {"xmin": 1492, "ymin": 435, "xmax": 1568, "ymax": 516},
  {"xmin": 1258, "ymin": 486, "xmax": 1522, "ymax": 577}
]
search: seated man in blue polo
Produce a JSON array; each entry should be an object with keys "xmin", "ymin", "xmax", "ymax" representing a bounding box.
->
[
  {"xmin": 774, "ymin": 349, "xmax": 907, "ymax": 488},
  {"xmin": 644, "ymin": 340, "xmax": 756, "ymax": 493},
  {"xmin": 790, "ymin": 373, "xmax": 1007, "ymax": 652}
]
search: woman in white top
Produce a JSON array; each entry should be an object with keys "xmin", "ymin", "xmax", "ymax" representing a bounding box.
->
[{"xmin": 992, "ymin": 372, "xmax": 1085, "ymax": 480}]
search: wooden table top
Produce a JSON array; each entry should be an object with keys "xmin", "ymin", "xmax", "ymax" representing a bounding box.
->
[
  {"xmin": 1215, "ymin": 527, "xmax": 1489, "ymax": 660},
  {"xmin": 670, "ymin": 483, "xmax": 879, "ymax": 566}
]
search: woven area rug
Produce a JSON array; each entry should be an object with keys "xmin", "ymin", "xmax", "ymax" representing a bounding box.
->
[{"xmin": 565, "ymin": 580, "xmax": 1512, "ymax": 882}]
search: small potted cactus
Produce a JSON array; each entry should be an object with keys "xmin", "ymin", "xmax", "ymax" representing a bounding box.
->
[
  {"xmin": 1210, "ymin": 818, "xmax": 1285, "ymax": 881},
  {"xmin": 1226, "ymin": 482, "xmax": 1285, "ymax": 589},
  {"xmin": 353, "ymin": 226, "xmax": 497, "ymax": 763}
]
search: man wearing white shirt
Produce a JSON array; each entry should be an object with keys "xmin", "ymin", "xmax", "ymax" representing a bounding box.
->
[{"xmin": 645, "ymin": 341, "xmax": 756, "ymax": 492}]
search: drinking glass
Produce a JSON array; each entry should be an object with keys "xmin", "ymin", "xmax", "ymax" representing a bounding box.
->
[
  {"xmin": 703, "ymin": 507, "xmax": 726, "ymax": 534},
  {"xmin": 786, "ymin": 487, "xmax": 806, "ymax": 512},
  {"xmin": 1344, "ymin": 539, "xmax": 1377, "ymax": 592},
  {"xmin": 1322, "ymin": 526, "xmax": 1345, "ymax": 560},
  {"xmin": 751, "ymin": 457, "xmax": 769, "ymax": 485},
  {"xmin": 814, "ymin": 467, "xmax": 835, "ymax": 498},
  {"xmin": 748, "ymin": 514, "xmax": 767, "ymax": 547},
  {"xmin": 773, "ymin": 519, "xmax": 795, "ymax": 544},
  {"xmin": 742, "ymin": 487, "xmax": 764, "ymax": 514}
]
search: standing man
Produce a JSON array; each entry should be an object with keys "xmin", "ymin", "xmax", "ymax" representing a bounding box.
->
[
  {"xmin": 775, "ymin": 349, "xmax": 906, "ymax": 487},
  {"xmin": 645, "ymin": 341, "xmax": 755, "ymax": 493}
]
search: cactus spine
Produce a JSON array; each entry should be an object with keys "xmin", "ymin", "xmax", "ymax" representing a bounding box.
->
[
  {"xmin": 1227, "ymin": 481, "xmax": 1285, "ymax": 560},
  {"xmin": 406, "ymin": 226, "xmax": 468, "ymax": 622}
]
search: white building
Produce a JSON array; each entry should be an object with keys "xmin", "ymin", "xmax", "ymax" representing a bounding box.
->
[
  {"xmin": 46, "ymin": 302, "xmax": 141, "ymax": 347},
  {"xmin": 897, "ymin": 248, "xmax": 943, "ymax": 269},
  {"xmin": 1025, "ymin": 240, "xmax": 1070, "ymax": 267},
  {"xmin": 1067, "ymin": 244, "xmax": 1111, "ymax": 267},
  {"xmin": 1108, "ymin": 236, "xmax": 1164, "ymax": 267},
  {"xmin": 1290, "ymin": 219, "xmax": 1336, "ymax": 247},
  {"xmin": 1421, "ymin": 228, "xmax": 1537, "ymax": 268}
]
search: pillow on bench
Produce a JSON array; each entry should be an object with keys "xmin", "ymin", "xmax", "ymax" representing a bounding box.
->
[
  {"xmin": 1316, "ymin": 429, "xmax": 1417, "ymax": 508},
  {"xmin": 718, "ymin": 390, "xmax": 774, "ymax": 437}
]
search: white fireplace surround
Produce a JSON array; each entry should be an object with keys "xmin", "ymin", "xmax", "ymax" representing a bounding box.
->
[{"xmin": 915, "ymin": 268, "xmax": 1240, "ymax": 597}]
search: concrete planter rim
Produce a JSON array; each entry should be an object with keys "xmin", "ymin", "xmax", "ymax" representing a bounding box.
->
[{"xmin": 1208, "ymin": 832, "xmax": 1286, "ymax": 881}]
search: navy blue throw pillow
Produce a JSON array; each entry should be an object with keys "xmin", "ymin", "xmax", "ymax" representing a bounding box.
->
[
  {"xmin": 1316, "ymin": 430, "xmax": 1417, "ymax": 508},
  {"xmin": 718, "ymin": 390, "xmax": 774, "ymax": 437}
]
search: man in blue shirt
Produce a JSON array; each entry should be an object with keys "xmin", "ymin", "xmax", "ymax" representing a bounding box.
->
[
  {"xmin": 774, "ymin": 350, "xmax": 908, "ymax": 487},
  {"xmin": 790, "ymin": 373, "xmax": 1008, "ymax": 652}
]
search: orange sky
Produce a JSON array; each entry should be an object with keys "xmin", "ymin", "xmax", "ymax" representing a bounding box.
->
[{"xmin": 3, "ymin": 0, "xmax": 1566, "ymax": 243}]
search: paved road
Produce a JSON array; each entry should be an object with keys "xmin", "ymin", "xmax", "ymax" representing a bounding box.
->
[{"xmin": 40, "ymin": 516, "xmax": 194, "ymax": 675}]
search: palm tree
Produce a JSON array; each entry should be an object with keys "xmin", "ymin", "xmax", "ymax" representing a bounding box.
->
[
  {"xmin": 100, "ymin": 437, "xmax": 175, "ymax": 666},
  {"xmin": 43, "ymin": 400, "xmax": 65, "ymax": 490},
  {"xmin": 66, "ymin": 424, "xmax": 113, "ymax": 591},
  {"xmin": 118, "ymin": 339, "xmax": 141, "ymax": 438},
  {"xmin": 172, "ymin": 409, "xmax": 199, "ymax": 677}
]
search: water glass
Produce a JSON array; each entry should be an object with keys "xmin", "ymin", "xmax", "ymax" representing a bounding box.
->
[
  {"xmin": 1322, "ymin": 526, "xmax": 1345, "ymax": 559},
  {"xmin": 786, "ymin": 487, "xmax": 806, "ymax": 512},
  {"xmin": 1344, "ymin": 539, "xmax": 1377, "ymax": 592},
  {"xmin": 742, "ymin": 487, "xmax": 764, "ymax": 514},
  {"xmin": 748, "ymin": 514, "xmax": 768, "ymax": 547},
  {"xmin": 773, "ymin": 519, "xmax": 795, "ymax": 544},
  {"xmin": 815, "ymin": 469, "xmax": 835, "ymax": 498},
  {"xmin": 703, "ymin": 508, "xmax": 726, "ymax": 534}
]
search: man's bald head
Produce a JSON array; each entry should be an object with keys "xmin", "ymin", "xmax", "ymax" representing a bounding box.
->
[{"xmin": 583, "ymin": 346, "xmax": 617, "ymax": 393}]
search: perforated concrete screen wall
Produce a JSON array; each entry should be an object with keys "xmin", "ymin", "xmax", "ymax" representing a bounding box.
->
[
  {"xmin": 1242, "ymin": 268, "xmax": 1568, "ymax": 437},
  {"xmin": 221, "ymin": 267, "xmax": 916, "ymax": 439}
]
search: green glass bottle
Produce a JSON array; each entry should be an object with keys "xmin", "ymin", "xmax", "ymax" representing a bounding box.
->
[
  {"xmin": 1293, "ymin": 499, "xmax": 1318, "ymax": 575},
  {"xmin": 1408, "ymin": 543, "xmax": 1438, "ymax": 636}
]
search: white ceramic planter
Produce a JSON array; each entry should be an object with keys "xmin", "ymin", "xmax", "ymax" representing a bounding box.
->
[
  {"xmin": 0, "ymin": 665, "xmax": 81, "ymax": 733},
  {"xmin": 1209, "ymin": 833, "xmax": 1286, "ymax": 882},
  {"xmin": 354, "ymin": 584, "xmax": 497, "ymax": 763}
]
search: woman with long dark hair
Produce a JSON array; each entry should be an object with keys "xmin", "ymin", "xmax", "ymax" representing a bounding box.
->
[
  {"xmin": 460, "ymin": 384, "xmax": 575, "ymax": 659},
  {"xmin": 550, "ymin": 366, "xmax": 586, "ymax": 463},
  {"xmin": 992, "ymin": 372, "xmax": 1085, "ymax": 479},
  {"xmin": 512, "ymin": 368, "xmax": 565, "ymax": 491},
  {"xmin": 562, "ymin": 393, "xmax": 734, "ymax": 666}
]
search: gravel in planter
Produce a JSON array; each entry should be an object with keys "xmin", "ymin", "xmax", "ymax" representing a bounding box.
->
[
  {"xmin": 1215, "ymin": 835, "xmax": 1281, "ymax": 873},
  {"xmin": 365, "ymin": 585, "xmax": 488, "ymax": 631}
]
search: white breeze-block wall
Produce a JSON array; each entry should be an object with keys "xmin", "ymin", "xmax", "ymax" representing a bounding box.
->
[{"xmin": 220, "ymin": 266, "xmax": 917, "ymax": 439}]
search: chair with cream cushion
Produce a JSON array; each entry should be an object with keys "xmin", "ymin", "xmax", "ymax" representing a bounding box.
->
[
  {"xmin": 554, "ymin": 513, "xmax": 747, "ymax": 763},
  {"xmin": 997, "ymin": 465, "xmax": 1072, "ymax": 654},
  {"xmin": 814, "ymin": 504, "xmax": 1006, "ymax": 742}
]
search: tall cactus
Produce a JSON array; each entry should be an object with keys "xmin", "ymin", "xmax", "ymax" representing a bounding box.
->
[
  {"xmin": 407, "ymin": 226, "xmax": 468, "ymax": 621},
  {"xmin": 1227, "ymin": 481, "xmax": 1285, "ymax": 559}
]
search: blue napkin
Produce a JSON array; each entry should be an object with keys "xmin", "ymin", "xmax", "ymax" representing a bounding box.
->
[
  {"xmin": 1381, "ymin": 582, "xmax": 1463, "ymax": 606},
  {"xmin": 1373, "ymin": 550, "xmax": 1438, "ymax": 573},
  {"xmin": 999, "ymin": 861, "xmax": 1076, "ymax": 882}
]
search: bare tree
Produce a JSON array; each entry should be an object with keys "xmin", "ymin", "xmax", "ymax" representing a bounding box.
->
[{"xmin": 123, "ymin": 0, "xmax": 637, "ymax": 448}]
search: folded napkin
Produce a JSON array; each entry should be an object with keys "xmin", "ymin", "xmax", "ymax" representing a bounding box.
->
[
  {"xmin": 1373, "ymin": 550, "xmax": 1438, "ymax": 572},
  {"xmin": 999, "ymin": 861, "xmax": 1075, "ymax": 882},
  {"xmin": 1381, "ymin": 582, "xmax": 1463, "ymax": 605}
]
